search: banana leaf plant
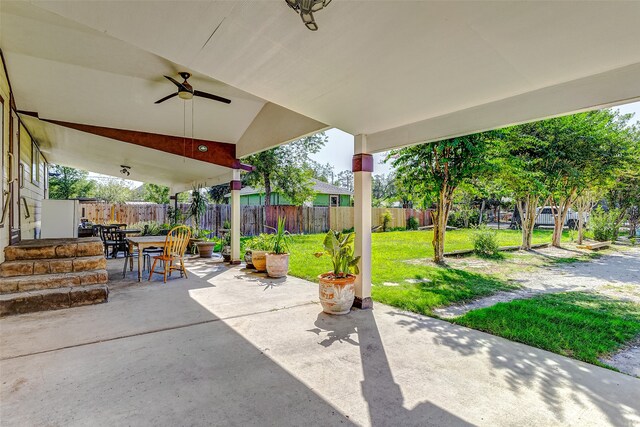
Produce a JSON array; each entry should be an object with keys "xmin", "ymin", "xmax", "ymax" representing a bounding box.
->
[{"xmin": 316, "ymin": 230, "xmax": 361, "ymax": 278}]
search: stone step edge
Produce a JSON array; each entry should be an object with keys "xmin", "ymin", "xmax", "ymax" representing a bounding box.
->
[
  {"xmin": 0, "ymin": 269, "xmax": 109, "ymax": 294},
  {"xmin": 0, "ymin": 284, "xmax": 109, "ymax": 317},
  {"xmin": 4, "ymin": 241, "xmax": 104, "ymax": 261},
  {"xmin": 0, "ymin": 255, "xmax": 107, "ymax": 278}
]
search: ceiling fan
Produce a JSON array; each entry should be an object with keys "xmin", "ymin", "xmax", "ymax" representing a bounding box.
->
[{"xmin": 155, "ymin": 72, "xmax": 231, "ymax": 105}]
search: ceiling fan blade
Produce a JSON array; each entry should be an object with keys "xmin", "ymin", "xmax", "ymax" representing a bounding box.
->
[
  {"xmin": 194, "ymin": 90, "xmax": 231, "ymax": 104},
  {"xmin": 164, "ymin": 75, "xmax": 187, "ymax": 90},
  {"xmin": 154, "ymin": 92, "xmax": 178, "ymax": 104}
]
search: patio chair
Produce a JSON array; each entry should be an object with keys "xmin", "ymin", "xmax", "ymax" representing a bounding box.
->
[
  {"xmin": 148, "ymin": 225, "xmax": 192, "ymax": 283},
  {"xmin": 122, "ymin": 244, "xmax": 151, "ymax": 278}
]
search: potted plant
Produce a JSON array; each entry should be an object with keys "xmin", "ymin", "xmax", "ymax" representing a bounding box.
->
[
  {"xmin": 187, "ymin": 185, "xmax": 208, "ymax": 250},
  {"xmin": 219, "ymin": 220, "xmax": 232, "ymax": 262},
  {"xmin": 315, "ymin": 230, "xmax": 360, "ymax": 315},
  {"xmin": 195, "ymin": 236, "xmax": 219, "ymax": 258},
  {"xmin": 265, "ymin": 217, "xmax": 291, "ymax": 278},
  {"xmin": 248, "ymin": 233, "xmax": 272, "ymax": 272}
]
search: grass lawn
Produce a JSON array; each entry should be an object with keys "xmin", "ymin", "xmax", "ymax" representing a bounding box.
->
[
  {"xmin": 288, "ymin": 228, "xmax": 556, "ymax": 315},
  {"xmin": 453, "ymin": 292, "xmax": 640, "ymax": 367}
]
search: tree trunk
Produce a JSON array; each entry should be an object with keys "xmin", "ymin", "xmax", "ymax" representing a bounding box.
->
[
  {"xmin": 478, "ymin": 199, "xmax": 486, "ymax": 224},
  {"xmin": 264, "ymin": 173, "xmax": 272, "ymax": 207},
  {"xmin": 517, "ymin": 194, "xmax": 539, "ymax": 250},
  {"xmin": 551, "ymin": 191, "xmax": 575, "ymax": 247},
  {"xmin": 432, "ymin": 187, "xmax": 452, "ymax": 264}
]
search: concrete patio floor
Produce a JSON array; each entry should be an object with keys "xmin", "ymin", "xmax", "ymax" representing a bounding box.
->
[{"xmin": 1, "ymin": 256, "xmax": 639, "ymax": 426}]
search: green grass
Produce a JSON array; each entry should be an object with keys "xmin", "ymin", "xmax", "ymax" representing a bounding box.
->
[
  {"xmin": 288, "ymin": 228, "xmax": 556, "ymax": 314},
  {"xmin": 453, "ymin": 292, "xmax": 640, "ymax": 366}
]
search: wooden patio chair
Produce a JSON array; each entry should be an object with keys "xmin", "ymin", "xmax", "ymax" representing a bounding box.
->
[{"xmin": 148, "ymin": 225, "xmax": 192, "ymax": 283}]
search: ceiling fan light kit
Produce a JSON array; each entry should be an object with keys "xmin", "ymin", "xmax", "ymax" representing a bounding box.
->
[
  {"xmin": 155, "ymin": 72, "xmax": 231, "ymax": 105},
  {"xmin": 285, "ymin": 0, "xmax": 332, "ymax": 31}
]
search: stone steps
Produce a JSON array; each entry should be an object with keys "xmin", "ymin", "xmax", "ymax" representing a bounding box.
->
[
  {"xmin": 0, "ymin": 255, "xmax": 107, "ymax": 278},
  {"xmin": 1, "ymin": 237, "xmax": 110, "ymax": 316},
  {"xmin": 3, "ymin": 237, "xmax": 103, "ymax": 261},
  {"xmin": 0, "ymin": 285, "xmax": 109, "ymax": 317},
  {"xmin": 0, "ymin": 269, "xmax": 109, "ymax": 294}
]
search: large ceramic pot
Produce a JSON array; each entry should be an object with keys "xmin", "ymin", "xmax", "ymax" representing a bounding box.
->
[
  {"xmin": 266, "ymin": 253, "xmax": 289, "ymax": 278},
  {"xmin": 251, "ymin": 250, "xmax": 267, "ymax": 272},
  {"xmin": 195, "ymin": 241, "xmax": 216, "ymax": 258},
  {"xmin": 318, "ymin": 273, "xmax": 356, "ymax": 315},
  {"xmin": 244, "ymin": 250, "xmax": 255, "ymax": 269}
]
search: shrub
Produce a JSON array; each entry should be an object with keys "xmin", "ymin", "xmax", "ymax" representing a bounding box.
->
[
  {"xmin": 448, "ymin": 208, "xmax": 481, "ymax": 228},
  {"xmin": 589, "ymin": 207, "xmax": 622, "ymax": 242},
  {"xmin": 472, "ymin": 225, "xmax": 500, "ymax": 258},
  {"xmin": 406, "ymin": 216, "xmax": 419, "ymax": 230},
  {"xmin": 381, "ymin": 210, "xmax": 393, "ymax": 232},
  {"xmin": 130, "ymin": 221, "xmax": 170, "ymax": 236}
]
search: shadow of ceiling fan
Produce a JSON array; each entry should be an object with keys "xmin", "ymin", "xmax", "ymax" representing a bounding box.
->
[{"xmin": 155, "ymin": 72, "xmax": 231, "ymax": 105}]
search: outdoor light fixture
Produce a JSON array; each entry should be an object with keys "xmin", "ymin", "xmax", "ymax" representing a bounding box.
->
[
  {"xmin": 120, "ymin": 165, "xmax": 131, "ymax": 176},
  {"xmin": 285, "ymin": 0, "xmax": 332, "ymax": 31},
  {"xmin": 198, "ymin": 144, "xmax": 208, "ymax": 152}
]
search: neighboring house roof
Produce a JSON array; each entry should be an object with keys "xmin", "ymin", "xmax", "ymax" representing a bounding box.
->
[{"xmin": 225, "ymin": 179, "xmax": 352, "ymax": 197}]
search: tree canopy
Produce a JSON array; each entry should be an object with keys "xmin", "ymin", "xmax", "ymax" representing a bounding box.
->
[
  {"xmin": 48, "ymin": 165, "xmax": 95, "ymax": 200},
  {"xmin": 243, "ymin": 132, "xmax": 327, "ymax": 206}
]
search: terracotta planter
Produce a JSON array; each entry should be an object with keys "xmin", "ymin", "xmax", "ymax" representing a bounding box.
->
[
  {"xmin": 266, "ymin": 253, "xmax": 289, "ymax": 278},
  {"xmin": 195, "ymin": 242, "xmax": 216, "ymax": 258},
  {"xmin": 318, "ymin": 273, "xmax": 356, "ymax": 315},
  {"xmin": 251, "ymin": 250, "xmax": 267, "ymax": 272}
]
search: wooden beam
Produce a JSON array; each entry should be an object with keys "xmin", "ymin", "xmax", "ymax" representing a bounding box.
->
[{"xmin": 41, "ymin": 118, "xmax": 240, "ymax": 169}]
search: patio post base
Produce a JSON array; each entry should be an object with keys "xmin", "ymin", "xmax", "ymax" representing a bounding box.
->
[
  {"xmin": 229, "ymin": 260, "xmax": 241, "ymax": 265},
  {"xmin": 352, "ymin": 296, "xmax": 373, "ymax": 310}
]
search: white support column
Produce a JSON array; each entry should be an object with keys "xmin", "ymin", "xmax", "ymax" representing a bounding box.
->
[
  {"xmin": 230, "ymin": 169, "xmax": 242, "ymax": 265},
  {"xmin": 352, "ymin": 134, "xmax": 373, "ymax": 309}
]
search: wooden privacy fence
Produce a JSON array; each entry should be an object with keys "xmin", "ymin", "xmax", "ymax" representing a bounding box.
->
[
  {"xmin": 81, "ymin": 203, "xmax": 432, "ymax": 236},
  {"xmin": 329, "ymin": 207, "xmax": 432, "ymax": 231}
]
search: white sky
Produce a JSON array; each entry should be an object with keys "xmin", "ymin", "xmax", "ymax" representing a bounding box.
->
[{"xmin": 88, "ymin": 100, "xmax": 640, "ymax": 185}]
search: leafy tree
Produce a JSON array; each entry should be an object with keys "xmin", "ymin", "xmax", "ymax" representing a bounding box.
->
[
  {"xmin": 308, "ymin": 161, "xmax": 335, "ymax": 183},
  {"xmin": 492, "ymin": 126, "xmax": 549, "ymax": 249},
  {"xmin": 93, "ymin": 179, "xmax": 133, "ymax": 203},
  {"xmin": 388, "ymin": 133, "xmax": 492, "ymax": 263},
  {"xmin": 48, "ymin": 165, "xmax": 94, "ymax": 199},
  {"xmin": 244, "ymin": 132, "xmax": 327, "ymax": 206},
  {"xmin": 496, "ymin": 110, "xmax": 634, "ymax": 248},
  {"xmin": 208, "ymin": 184, "xmax": 230, "ymax": 204},
  {"xmin": 141, "ymin": 183, "xmax": 170, "ymax": 204},
  {"xmin": 335, "ymin": 170, "xmax": 354, "ymax": 192}
]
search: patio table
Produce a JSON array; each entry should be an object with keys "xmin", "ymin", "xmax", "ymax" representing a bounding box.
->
[{"xmin": 127, "ymin": 236, "xmax": 167, "ymax": 282}]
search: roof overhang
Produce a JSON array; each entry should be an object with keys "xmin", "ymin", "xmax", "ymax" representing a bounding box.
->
[{"xmin": 2, "ymin": 1, "xmax": 639, "ymax": 172}]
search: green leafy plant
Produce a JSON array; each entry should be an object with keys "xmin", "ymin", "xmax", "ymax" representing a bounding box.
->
[
  {"xmin": 589, "ymin": 207, "xmax": 623, "ymax": 242},
  {"xmin": 316, "ymin": 230, "xmax": 361, "ymax": 278},
  {"xmin": 406, "ymin": 216, "xmax": 419, "ymax": 231},
  {"xmin": 381, "ymin": 210, "xmax": 393, "ymax": 232},
  {"xmin": 245, "ymin": 234, "xmax": 273, "ymax": 251},
  {"xmin": 187, "ymin": 185, "xmax": 208, "ymax": 234},
  {"xmin": 472, "ymin": 224, "xmax": 501, "ymax": 258},
  {"xmin": 270, "ymin": 217, "xmax": 291, "ymax": 254}
]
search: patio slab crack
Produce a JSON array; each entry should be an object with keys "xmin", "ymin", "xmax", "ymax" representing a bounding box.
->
[{"xmin": 1, "ymin": 300, "xmax": 318, "ymax": 361}]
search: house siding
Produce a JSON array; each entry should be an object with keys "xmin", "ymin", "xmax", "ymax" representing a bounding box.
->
[
  {"xmin": 0, "ymin": 56, "xmax": 9, "ymax": 262},
  {"xmin": 238, "ymin": 192, "xmax": 352, "ymax": 207},
  {"xmin": 0, "ymin": 53, "xmax": 48, "ymax": 263}
]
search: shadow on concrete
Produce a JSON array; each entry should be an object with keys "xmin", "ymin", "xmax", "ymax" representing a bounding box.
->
[
  {"xmin": 389, "ymin": 310, "xmax": 640, "ymax": 426},
  {"xmin": 310, "ymin": 311, "xmax": 473, "ymax": 426},
  {"xmin": 1, "ymin": 265, "xmax": 353, "ymax": 425}
]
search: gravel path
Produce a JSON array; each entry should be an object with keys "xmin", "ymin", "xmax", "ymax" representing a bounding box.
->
[{"xmin": 433, "ymin": 246, "xmax": 640, "ymax": 376}]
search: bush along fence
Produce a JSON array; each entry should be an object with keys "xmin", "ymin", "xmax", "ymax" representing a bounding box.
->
[{"xmin": 80, "ymin": 203, "xmax": 432, "ymax": 236}]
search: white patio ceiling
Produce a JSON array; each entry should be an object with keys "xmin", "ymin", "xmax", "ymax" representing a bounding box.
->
[{"xmin": 2, "ymin": 1, "xmax": 640, "ymax": 188}]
